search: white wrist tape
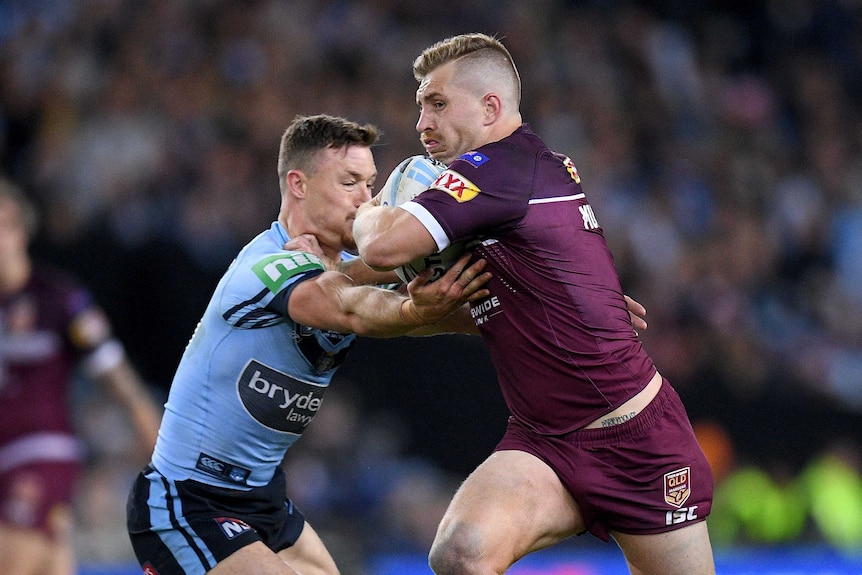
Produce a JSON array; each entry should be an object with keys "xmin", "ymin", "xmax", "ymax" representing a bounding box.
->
[{"xmin": 82, "ymin": 339, "xmax": 125, "ymax": 377}]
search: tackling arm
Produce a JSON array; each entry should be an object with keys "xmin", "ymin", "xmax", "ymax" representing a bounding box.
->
[
  {"xmin": 407, "ymin": 303, "xmax": 479, "ymax": 336},
  {"xmin": 287, "ymin": 254, "xmax": 490, "ymax": 337},
  {"xmin": 338, "ymin": 257, "xmax": 400, "ymax": 285}
]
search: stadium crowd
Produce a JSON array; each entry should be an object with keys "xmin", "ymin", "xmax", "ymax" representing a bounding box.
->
[{"xmin": 1, "ymin": 0, "xmax": 860, "ymax": 571}]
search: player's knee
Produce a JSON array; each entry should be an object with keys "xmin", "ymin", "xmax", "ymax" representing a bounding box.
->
[{"xmin": 428, "ymin": 520, "xmax": 488, "ymax": 575}]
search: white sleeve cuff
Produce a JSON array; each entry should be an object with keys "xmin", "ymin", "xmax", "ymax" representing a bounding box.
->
[{"xmin": 399, "ymin": 202, "xmax": 451, "ymax": 251}]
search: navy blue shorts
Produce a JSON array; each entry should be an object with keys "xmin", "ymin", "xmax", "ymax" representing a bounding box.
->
[
  {"xmin": 126, "ymin": 465, "xmax": 305, "ymax": 575},
  {"xmin": 496, "ymin": 379, "xmax": 713, "ymax": 542}
]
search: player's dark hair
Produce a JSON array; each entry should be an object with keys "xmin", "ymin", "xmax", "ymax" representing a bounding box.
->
[{"xmin": 277, "ymin": 114, "xmax": 380, "ymax": 190}]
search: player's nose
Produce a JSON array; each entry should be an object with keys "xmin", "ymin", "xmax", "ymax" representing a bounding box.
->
[
  {"xmin": 358, "ymin": 183, "xmax": 373, "ymax": 203},
  {"xmin": 416, "ymin": 108, "xmax": 433, "ymax": 133}
]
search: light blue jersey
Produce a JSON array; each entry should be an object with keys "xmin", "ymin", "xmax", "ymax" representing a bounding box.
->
[{"xmin": 151, "ymin": 222, "xmax": 357, "ymax": 489}]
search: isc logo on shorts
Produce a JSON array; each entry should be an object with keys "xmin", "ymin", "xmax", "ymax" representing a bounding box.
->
[
  {"xmin": 663, "ymin": 467, "xmax": 699, "ymax": 526},
  {"xmin": 143, "ymin": 562, "xmax": 160, "ymax": 575},
  {"xmin": 215, "ymin": 517, "xmax": 253, "ymax": 540}
]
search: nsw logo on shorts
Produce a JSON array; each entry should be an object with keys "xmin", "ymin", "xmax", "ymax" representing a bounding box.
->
[{"xmin": 215, "ymin": 517, "xmax": 253, "ymax": 540}]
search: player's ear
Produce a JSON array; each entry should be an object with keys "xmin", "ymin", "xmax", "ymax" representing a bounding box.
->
[
  {"xmin": 285, "ymin": 170, "xmax": 307, "ymax": 199},
  {"xmin": 483, "ymin": 93, "xmax": 502, "ymax": 125}
]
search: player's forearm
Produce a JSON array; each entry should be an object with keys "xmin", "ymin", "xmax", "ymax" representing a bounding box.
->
[
  {"xmin": 339, "ymin": 285, "xmax": 429, "ymax": 337},
  {"xmin": 408, "ymin": 304, "xmax": 478, "ymax": 336},
  {"xmin": 98, "ymin": 360, "xmax": 162, "ymax": 456},
  {"xmin": 338, "ymin": 257, "xmax": 400, "ymax": 285}
]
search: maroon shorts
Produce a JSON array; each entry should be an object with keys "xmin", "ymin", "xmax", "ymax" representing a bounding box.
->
[
  {"xmin": 495, "ymin": 379, "xmax": 713, "ymax": 542},
  {"xmin": 0, "ymin": 460, "xmax": 81, "ymax": 537}
]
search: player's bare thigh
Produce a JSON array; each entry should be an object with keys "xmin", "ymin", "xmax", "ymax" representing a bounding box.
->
[
  {"xmin": 430, "ymin": 449, "xmax": 583, "ymax": 572},
  {"xmin": 277, "ymin": 521, "xmax": 339, "ymax": 575},
  {"xmin": 208, "ymin": 521, "xmax": 338, "ymax": 575},
  {"xmin": 613, "ymin": 521, "xmax": 715, "ymax": 575}
]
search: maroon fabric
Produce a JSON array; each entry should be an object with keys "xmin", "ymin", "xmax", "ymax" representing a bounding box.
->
[
  {"xmin": 0, "ymin": 460, "xmax": 80, "ymax": 535},
  {"xmin": 415, "ymin": 125, "xmax": 655, "ymax": 433},
  {"xmin": 495, "ymin": 380, "xmax": 713, "ymax": 541}
]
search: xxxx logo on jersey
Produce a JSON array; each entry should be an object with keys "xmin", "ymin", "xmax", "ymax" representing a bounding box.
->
[
  {"xmin": 562, "ymin": 155, "xmax": 581, "ymax": 183},
  {"xmin": 431, "ymin": 170, "xmax": 481, "ymax": 203}
]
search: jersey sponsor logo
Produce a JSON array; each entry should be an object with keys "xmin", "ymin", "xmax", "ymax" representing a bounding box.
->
[
  {"xmin": 666, "ymin": 505, "xmax": 699, "ymax": 526},
  {"xmin": 215, "ymin": 517, "xmax": 253, "ymax": 540},
  {"xmin": 237, "ymin": 359, "xmax": 327, "ymax": 434},
  {"xmin": 561, "ymin": 155, "xmax": 581, "ymax": 183},
  {"xmin": 470, "ymin": 295, "xmax": 502, "ymax": 326},
  {"xmin": 458, "ymin": 151, "xmax": 489, "ymax": 167},
  {"xmin": 195, "ymin": 453, "xmax": 251, "ymax": 484},
  {"xmin": 252, "ymin": 252, "xmax": 323, "ymax": 293},
  {"xmin": 197, "ymin": 453, "xmax": 226, "ymax": 475},
  {"xmin": 664, "ymin": 467, "xmax": 692, "ymax": 507},
  {"xmin": 431, "ymin": 170, "xmax": 480, "ymax": 203}
]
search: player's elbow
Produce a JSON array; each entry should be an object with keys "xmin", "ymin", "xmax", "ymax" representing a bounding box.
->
[{"xmin": 358, "ymin": 239, "xmax": 400, "ymax": 271}]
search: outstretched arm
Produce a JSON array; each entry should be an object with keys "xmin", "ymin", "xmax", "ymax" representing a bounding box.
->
[
  {"xmin": 85, "ymin": 342, "xmax": 162, "ymax": 461},
  {"xmin": 287, "ymin": 253, "xmax": 490, "ymax": 337},
  {"xmin": 284, "ymin": 233, "xmax": 400, "ymax": 285}
]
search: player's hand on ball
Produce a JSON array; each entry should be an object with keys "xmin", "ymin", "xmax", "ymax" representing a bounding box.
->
[{"xmin": 404, "ymin": 254, "xmax": 491, "ymax": 324}]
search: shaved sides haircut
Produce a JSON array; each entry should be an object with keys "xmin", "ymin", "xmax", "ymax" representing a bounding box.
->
[{"xmin": 412, "ymin": 33, "xmax": 521, "ymax": 106}]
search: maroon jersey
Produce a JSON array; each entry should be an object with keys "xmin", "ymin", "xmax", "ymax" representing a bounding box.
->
[
  {"xmin": 410, "ymin": 125, "xmax": 656, "ymax": 434},
  {"xmin": 0, "ymin": 264, "xmax": 111, "ymax": 452},
  {"xmin": 0, "ymin": 264, "xmax": 120, "ymax": 532}
]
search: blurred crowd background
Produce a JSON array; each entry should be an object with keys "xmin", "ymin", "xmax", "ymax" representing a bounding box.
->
[{"xmin": 2, "ymin": 0, "xmax": 861, "ymax": 572}]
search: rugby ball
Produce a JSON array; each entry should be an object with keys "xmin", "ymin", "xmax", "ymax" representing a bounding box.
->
[
  {"xmin": 378, "ymin": 155, "xmax": 466, "ymax": 283},
  {"xmin": 393, "ymin": 243, "xmax": 469, "ymax": 283},
  {"xmin": 380, "ymin": 154, "xmax": 448, "ymax": 207}
]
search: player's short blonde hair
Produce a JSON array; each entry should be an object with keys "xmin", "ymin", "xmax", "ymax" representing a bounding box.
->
[{"xmin": 413, "ymin": 33, "xmax": 521, "ymax": 106}]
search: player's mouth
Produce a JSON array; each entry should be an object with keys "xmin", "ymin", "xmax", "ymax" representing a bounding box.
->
[{"xmin": 421, "ymin": 136, "xmax": 441, "ymax": 154}]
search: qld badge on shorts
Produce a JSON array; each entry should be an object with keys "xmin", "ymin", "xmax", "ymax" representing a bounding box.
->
[{"xmin": 664, "ymin": 467, "xmax": 691, "ymax": 507}]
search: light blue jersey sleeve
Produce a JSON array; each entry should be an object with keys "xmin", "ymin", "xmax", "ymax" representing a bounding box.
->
[{"xmin": 152, "ymin": 222, "xmax": 358, "ymax": 488}]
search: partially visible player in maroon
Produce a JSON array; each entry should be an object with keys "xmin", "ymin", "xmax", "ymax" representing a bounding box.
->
[
  {"xmin": 0, "ymin": 178, "xmax": 162, "ymax": 575},
  {"xmin": 355, "ymin": 34, "xmax": 715, "ymax": 575}
]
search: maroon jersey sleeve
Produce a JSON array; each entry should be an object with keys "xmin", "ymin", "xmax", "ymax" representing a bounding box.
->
[{"xmin": 412, "ymin": 126, "xmax": 656, "ymax": 434}]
